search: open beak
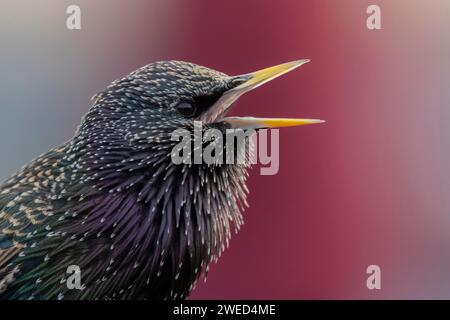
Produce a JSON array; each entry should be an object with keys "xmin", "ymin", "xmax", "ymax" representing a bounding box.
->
[{"xmin": 200, "ymin": 59, "xmax": 325, "ymax": 129}]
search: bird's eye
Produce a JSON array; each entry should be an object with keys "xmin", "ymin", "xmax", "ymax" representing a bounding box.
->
[{"xmin": 176, "ymin": 101, "xmax": 196, "ymax": 117}]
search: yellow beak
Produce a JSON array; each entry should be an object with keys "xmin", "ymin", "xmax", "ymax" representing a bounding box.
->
[
  {"xmin": 201, "ymin": 60, "xmax": 325, "ymax": 129},
  {"xmin": 222, "ymin": 117, "xmax": 325, "ymax": 129},
  {"xmin": 234, "ymin": 59, "xmax": 311, "ymax": 91}
]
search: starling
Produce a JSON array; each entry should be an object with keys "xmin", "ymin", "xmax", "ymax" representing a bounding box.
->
[{"xmin": 0, "ymin": 60, "xmax": 322, "ymax": 299}]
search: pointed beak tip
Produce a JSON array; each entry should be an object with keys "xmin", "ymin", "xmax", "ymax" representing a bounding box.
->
[
  {"xmin": 296, "ymin": 118, "xmax": 326, "ymax": 127},
  {"xmin": 288, "ymin": 59, "xmax": 311, "ymax": 70},
  {"xmin": 295, "ymin": 58, "xmax": 311, "ymax": 65}
]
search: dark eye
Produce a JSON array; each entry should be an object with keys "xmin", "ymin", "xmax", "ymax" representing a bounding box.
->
[{"xmin": 176, "ymin": 101, "xmax": 196, "ymax": 117}]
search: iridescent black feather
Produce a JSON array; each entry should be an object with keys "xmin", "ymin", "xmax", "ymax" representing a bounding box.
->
[{"xmin": 0, "ymin": 61, "xmax": 250, "ymax": 299}]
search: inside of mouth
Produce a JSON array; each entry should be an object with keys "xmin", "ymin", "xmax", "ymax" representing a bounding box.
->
[{"xmin": 199, "ymin": 90, "xmax": 243, "ymax": 124}]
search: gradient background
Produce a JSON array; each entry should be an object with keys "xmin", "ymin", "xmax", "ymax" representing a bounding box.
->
[{"xmin": 1, "ymin": 0, "xmax": 450, "ymax": 299}]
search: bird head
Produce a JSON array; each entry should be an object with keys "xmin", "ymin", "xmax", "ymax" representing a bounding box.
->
[
  {"xmin": 89, "ymin": 60, "xmax": 323, "ymax": 138},
  {"xmin": 74, "ymin": 60, "xmax": 324, "ymax": 194}
]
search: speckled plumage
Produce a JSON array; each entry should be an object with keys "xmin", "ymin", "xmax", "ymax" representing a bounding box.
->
[{"xmin": 0, "ymin": 61, "xmax": 250, "ymax": 299}]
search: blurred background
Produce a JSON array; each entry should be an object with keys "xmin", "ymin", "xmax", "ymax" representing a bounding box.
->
[{"xmin": 1, "ymin": 0, "xmax": 450, "ymax": 299}]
